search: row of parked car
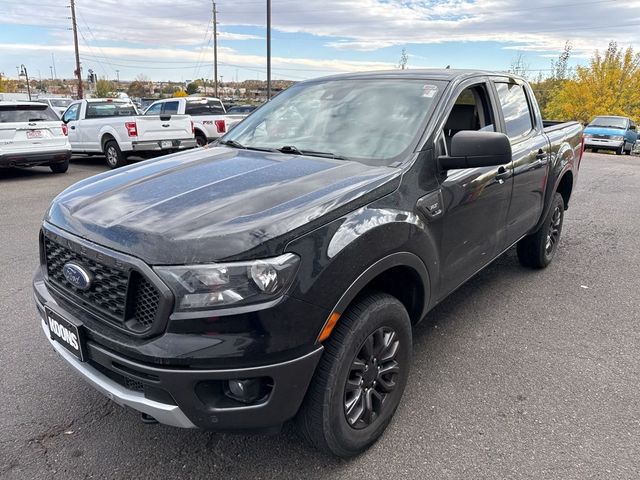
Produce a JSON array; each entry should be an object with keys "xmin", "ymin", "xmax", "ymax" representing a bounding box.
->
[{"xmin": 0, "ymin": 96, "xmax": 256, "ymax": 173}]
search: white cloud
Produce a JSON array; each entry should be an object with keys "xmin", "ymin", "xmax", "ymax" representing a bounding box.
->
[{"xmin": 2, "ymin": 0, "xmax": 640, "ymax": 80}]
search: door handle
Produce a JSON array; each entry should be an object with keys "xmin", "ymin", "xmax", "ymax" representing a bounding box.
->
[
  {"xmin": 535, "ymin": 149, "xmax": 547, "ymax": 160},
  {"xmin": 70, "ymin": 125, "xmax": 76, "ymax": 130},
  {"xmin": 495, "ymin": 165, "xmax": 511, "ymax": 180}
]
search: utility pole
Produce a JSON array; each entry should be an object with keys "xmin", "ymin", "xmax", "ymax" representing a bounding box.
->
[
  {"xmin": 267, "ymin": 0, "xmax": 271, "ymax": 100},
  {"xmin": 69, "ymin": 0, "xmax": 83, "ymax": 98},
  {"xmin": 50, "ymin": 66, "xmax": 54, "ymax": 80},
  {"xmin": 51, "ymin": 53, "xmax": 57, "ymax": 80},
  {"xmin": 212, "ymin": 0, "xmax": 218, "ymax": 98},
  {"xmin": 116, "ymin": 69, "xmax": 120, "ymax": 87}
]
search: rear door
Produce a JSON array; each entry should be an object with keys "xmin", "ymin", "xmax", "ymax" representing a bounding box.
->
[
  {"xmin": 0, "ymin": 103, "xmax": 67, "ymax": 154},
  {"xmin": 492, "ymin": 79, "xmax": 550, "ymax": 246}
]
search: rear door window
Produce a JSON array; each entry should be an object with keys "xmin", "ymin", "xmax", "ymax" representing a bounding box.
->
[
  {"xmin": 495, "ymin": 82, "xmax": 534, "ymax": 140},
  {"xmin": 0, "ymin": 104, "xmax": 59, "ymax": 123},
  {"xmin": 162, "ymin": 101, "xmax": 180, "ymax": 115}
]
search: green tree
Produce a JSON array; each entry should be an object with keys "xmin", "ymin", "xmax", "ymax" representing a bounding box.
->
[
  {"xmin": 546, "ymin": 41, "xmax": 640, "ymax": 123},
  {"xmin": 95, "ymin": 78, "xmax": 115, "ymax": 97},
  {"xmin": 186, "ymin": 82, "xmax": 199, "ymax": 95},
  {"xmin": 530, "ymin": 42, "xmax": 573, "ymax": 115}
]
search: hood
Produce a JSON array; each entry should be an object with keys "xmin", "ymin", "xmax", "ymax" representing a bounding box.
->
[
  {"xmin": 583, "ymin": 126, "xmax": 626, "ymax": 136},
  {"xmin": 47, "ymin": 147, "xmax": 401, "ymax": 264}
]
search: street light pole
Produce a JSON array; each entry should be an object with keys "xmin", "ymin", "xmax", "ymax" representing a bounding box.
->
[{"xmin": 20, "ymin": 64, "xmax": 31, "ymax": 101}]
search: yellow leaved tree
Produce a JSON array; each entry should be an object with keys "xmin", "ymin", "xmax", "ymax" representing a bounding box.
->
[{"xmin": 545, "ymin": 42, "xmax": 640, "ymax": 124}]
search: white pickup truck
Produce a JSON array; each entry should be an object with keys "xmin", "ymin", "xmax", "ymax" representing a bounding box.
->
[
  {"xmin": 61, "ymin": 98, "xmax": 196, "ymax": 168},
  {"xmin": 144, "ymin": 97, "xmax": 242, "ymax": 146}
]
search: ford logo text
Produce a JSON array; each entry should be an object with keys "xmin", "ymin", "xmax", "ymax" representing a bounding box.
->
[{"xmin": 62, "ymin": 263, "xmax": 92, "ymax": 291}]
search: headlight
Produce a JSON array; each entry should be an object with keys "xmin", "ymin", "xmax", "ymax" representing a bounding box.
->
[
  {"xmin": 611, "ymin": 135, "xmax": 624, "ymax": 141},
  {"xmin": 155, "ymin": 253, "xmax": 300, "ymax": 312}
]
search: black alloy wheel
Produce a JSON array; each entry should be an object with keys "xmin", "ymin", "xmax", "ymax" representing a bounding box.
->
[
  {"xmin": 545, "ymin": 203, "xmax": 563, "ymax": 258},
  {"xmin": 344, "ymin": 327, "xmax": 400, "ymax": 429}
]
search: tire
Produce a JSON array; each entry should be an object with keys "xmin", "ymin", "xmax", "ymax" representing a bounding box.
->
[
  {"xmin": 591, "ymin": 148, "xmax": 598, "ymax": 153},
  {"xmin": 195, "ymin": 132, "xmax": 208, "ymax": 147},
  {"xmin": 104, "ymin": 140, "xmax": 127, "ymax": 169},
  {"xmin": 296, "ymin": 292, "xmax": 412, "ymax": 457},
  {"xmin": 623, "ymin": 143, "xmax": 631, "ymax": 155},
  {"xmin": 517, "ymin": 192, "xmax": 565, "ymax": 269},
  {"xmin": 616, "ymin": 143, "xmax": 625, "ymax": 155},
  {"xmin": 49, "ymin": 159, "xmax": 69, "ymax": 174}
]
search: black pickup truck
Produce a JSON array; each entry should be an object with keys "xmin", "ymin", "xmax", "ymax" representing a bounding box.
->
[{"xmin": 33, "ymin": 70, "xmax": 583, "ymax": 457}]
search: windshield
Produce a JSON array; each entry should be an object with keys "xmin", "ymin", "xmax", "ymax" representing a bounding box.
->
[
  {"xmin": 223, "ymin": 78, "xmax": 446, "ymax": 166},
  {"xmin": 50, "ymin": 99, "xmax": 72, "ymax": 108},
  {"xmin": 0, "ymin": 104, "xmax": 59, "ymax": 123},
  {"xmin": 588, "ymin": 116, "xmax": 628, "ymax": 129}
]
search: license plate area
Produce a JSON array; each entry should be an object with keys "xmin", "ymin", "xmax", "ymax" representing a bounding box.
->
[
  {"xmin": 160, "ymin": 140, "xmax": 172, "ymax": 149},
  {"xmin": 27, "ymin": 130, "xmax": 44, "ymax": 139},
  {"xmin": 45, "ymin": 307, "xmax": 86, "ymax": 361}
]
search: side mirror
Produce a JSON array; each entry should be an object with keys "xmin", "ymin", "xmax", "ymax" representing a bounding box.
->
[
  {"xmin": 630, "ymin": 125, "xmax": 636, "ymax": 131},
  {"xmin": 439, "ymin": 131, "xmax": 512, "ymax": 170}
]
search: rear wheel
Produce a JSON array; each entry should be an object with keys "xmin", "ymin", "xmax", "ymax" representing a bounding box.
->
[
  {"xmin": 195, "ymin": 132, "xmax": 208, "ymax": 147},
  {"xmin": 49, "ymin": 159, "xmax": 69, "ymax": 174},
  {"xmin": 104, "ymin": 140, "xmax": 127, "ymax": 169},
  {"xmin": 296, "ymin": 292, "xmax": 412, "ymax": 457},
  {"xmin": 517, "ymin": 192, "xmax": 564, "ymax": 269}
]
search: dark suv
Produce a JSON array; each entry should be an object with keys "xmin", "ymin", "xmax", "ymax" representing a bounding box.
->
[{"xmin": 34, "ymin": 70, "xmax": 582, "ymax": 457}]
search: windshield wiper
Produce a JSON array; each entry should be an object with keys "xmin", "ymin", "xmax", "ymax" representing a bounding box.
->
[
  {"xmin": 278, "ymin": 145, "xmax": 348, "ymax": 160},
  {"xmin": 218, "ymin": 139, "xmax": 246, "ymax": 149}
]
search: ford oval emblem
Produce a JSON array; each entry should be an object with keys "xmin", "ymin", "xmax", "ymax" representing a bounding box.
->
[{"xmin": 62, "ymin": 263, "xmax": 92, "ymax": 291}]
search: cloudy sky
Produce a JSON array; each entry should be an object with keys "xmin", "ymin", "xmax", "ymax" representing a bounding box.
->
[{"xmin": 2, "ymin": 0, "xmax": 640, "ymax": 83}]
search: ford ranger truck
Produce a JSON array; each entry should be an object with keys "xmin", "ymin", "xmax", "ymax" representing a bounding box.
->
[
  {"xmin": 61, "ymin": 98, "xmax": 196, "ymax": 169},
  {"xmin": 34, "ymin": 70, "xmax": 583, "ymax": 458}
]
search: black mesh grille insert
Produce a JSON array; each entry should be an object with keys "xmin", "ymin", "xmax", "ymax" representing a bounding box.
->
[
  {"xmin": 44, "ymin": 236, "xmax": 128, "ymax": 321},
  {"xmin": 43, "ymin": 234, "xmax": 162, "ymax": 334},
  {"xmin": 128, "ymin": 273, "xmax": 162, "ymax": 332}
]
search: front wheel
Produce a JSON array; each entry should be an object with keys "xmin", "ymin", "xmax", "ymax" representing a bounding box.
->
[
  {"xmin": 616, "ymin": 143, "xmax": 625, "ymax": 155},
  {"xmin": 296, "ymin": 292, "xmax": 412, "ymax": 457},
  {"xmin": 517, "ymin": 192, "xmax": 565, "ymax": 269},
  {"xmin": 104, "ymin": 140, "xmax": 127, "ymax": 169}
]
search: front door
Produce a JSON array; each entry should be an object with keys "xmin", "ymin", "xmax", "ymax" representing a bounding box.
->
[
  {"xmin": 435, "ymin": 81, "xmax": 513, "ymax": 297},
  {"xmin": 62, "ymin": 103, "xmax": 81, "ymax": 151}
]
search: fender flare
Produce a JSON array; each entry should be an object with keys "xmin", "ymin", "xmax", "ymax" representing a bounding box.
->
[{"xmin": 329, "ymin": 251, "xmax": 431, "ymax": 325}]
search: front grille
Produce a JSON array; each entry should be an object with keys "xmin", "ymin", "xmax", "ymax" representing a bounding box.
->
[{"xmin": 43, "ymin": 233, "xmax": 162, "ymax": 334}]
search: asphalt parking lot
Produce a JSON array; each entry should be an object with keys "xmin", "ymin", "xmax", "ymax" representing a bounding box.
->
[{"xmin": 1, "ymin": 151, "xmax": 639, "ymax": 479}]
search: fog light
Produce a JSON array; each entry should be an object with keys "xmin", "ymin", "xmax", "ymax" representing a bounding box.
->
[{"xmin": 225, "ymin": 378, "xmax": 266, "ymax": 404}]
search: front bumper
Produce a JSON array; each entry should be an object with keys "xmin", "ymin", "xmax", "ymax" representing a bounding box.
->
[
  {"xmin": 0, "ymin": 148, "xmax": 71, "ymax": 168},
  {"xmin": 35, "ymin": 289, "xmax": 323, "ymax": 431},
  {"xmin": 584, "ymin": 138, "xmax": 624, "ymax": 149},
  {"xmin": 130, "ymin": 138, "xmax": 197, "ymax": 152}
]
